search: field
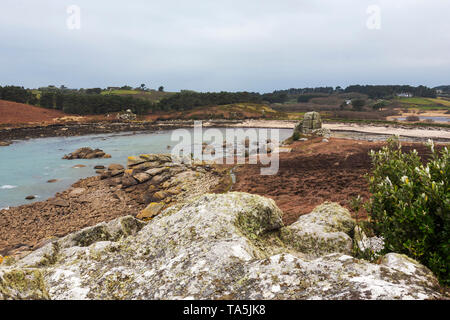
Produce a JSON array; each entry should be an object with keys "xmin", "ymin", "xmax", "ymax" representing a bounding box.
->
[
  {"xmin": 393, "ymin": 97, "xmax": 450, "ymax": 110},
  {"xmin": 0, "ymin": 100, "xmax": 66, "ymax": 125},
  {"xmin": 101, "ymin": 89, "xmax": 139, "ymax": 95},
  {"xmin": 144, "ymin": 103, "xmax": 287, "ymax": 121},
  {"xmin": 101, "ymin": 89, "xmax": 176, "ymax": 103}
]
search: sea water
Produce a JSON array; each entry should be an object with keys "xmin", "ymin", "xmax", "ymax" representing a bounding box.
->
[{"xmin": 0, "ymin": 128, "xmax": 293, "ymax": 208}]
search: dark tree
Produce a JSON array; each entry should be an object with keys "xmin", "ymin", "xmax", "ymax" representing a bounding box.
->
[{"xmin": 351, "ymin": 99, "xmax": 366, "ymax": 111}]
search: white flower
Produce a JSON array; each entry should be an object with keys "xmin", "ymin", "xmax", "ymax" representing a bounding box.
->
[
  {"xmin": 385, "ymin": 176, "xmax": 393, "ymax": 186},
  {"xmin": 427, "ymin": 139, "xmax": 435, "ymax": 153}
]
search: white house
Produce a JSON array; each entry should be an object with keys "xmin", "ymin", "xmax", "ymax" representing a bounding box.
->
[{"xmin": 396, "ymin": 92, "xmax": 413, "ymax": 98}]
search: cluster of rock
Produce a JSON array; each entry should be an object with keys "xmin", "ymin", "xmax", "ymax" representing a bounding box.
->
[
  {"xmin": 0, "ymin": 193, "xmax": 442, "ymax": 300},
  {"xmin": 63, "ymin": 147, "xmax": 111, "ymax": 160},
  {"xmin": 98, "ymin": 154, "xmax": 223, "ymax": 220},
  {"xmin": 202, "ymin": 139, "xmax": 276, "ymax": 158},
  {"xmin": 116, "ymin": 109, "xmax": 137, "ymax": 121},
  {"xmin": 293, "ymin": 112, "xmax": 331, "ymax": 139}
]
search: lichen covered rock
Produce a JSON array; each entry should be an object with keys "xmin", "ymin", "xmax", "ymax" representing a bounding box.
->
[
  {"xmin": 294, "ymin": 111, "xmax": 322, "ymax": 134},
  {"xmin": 280, "ymin": 202, "xmax": 355, "ymax": 258},
  {"xmin": 0, "ymin": 194, "xmax": 442, "ymax": 300},
  {"xmin": 0, "ymin": 269, "xmax": 49, "ymax": 300}
]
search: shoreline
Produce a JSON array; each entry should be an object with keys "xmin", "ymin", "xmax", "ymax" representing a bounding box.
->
[
  {"xmin": 1, "ymin": 137, "xmax": 443, "ymax": 258},
  {"xmin": 1, "ymin": 119, "xmax": 450, "ymax": 145}
]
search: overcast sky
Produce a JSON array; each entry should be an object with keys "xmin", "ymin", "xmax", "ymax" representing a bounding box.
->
[{"xmin": 0, "ymin": 0, "xmax": 449, "ymax": 92}]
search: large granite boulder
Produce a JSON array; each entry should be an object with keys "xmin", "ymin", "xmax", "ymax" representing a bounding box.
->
[
  {"xmin": 0, "ymin": 193, "xmax": 442, "ymax": 300},
  {"xmin": 280, "ymin": 202, "xmax": 355, "ymax": 259},
  {"xmin": 295, "ymin": 111, "xmax": 322, "ymax": 134}
]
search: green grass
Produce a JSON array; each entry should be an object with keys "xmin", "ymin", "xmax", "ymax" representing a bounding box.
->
[
  {"xmin": 101, "ymin": 89, "xmax": 176, "ymax": 103},
  {"xmin": 428, "ymin": 98, "xmax": 450, "ymax": 107},
  {"xmin": 395, "ymin": 97, "xmax": 450, "ymax": 110},
  {"xmin": 397, "ymin": 97, "xmax": 434, "ymax": 105},
  {"xmin": 101, "ymin": 89, "xmax": 139, "ymax": 95}
]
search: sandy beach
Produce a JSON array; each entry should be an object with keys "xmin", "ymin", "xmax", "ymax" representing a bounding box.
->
[{"xmin": 227, "ymin": 119, "xmax": 450, "ymax": 140}]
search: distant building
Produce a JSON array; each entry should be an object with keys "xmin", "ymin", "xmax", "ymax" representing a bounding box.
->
[
  {"xmin": 107, "ymin": 86, "xmax": 120, "ymax": 91},
  {"xmin": 436, "ymin": 89, "xmax": 443, "ymax": 94},
  {"xmin": 345, "ymin": 99, "xmax": 352, "ymax": 105},
  {"xmin": 396, "ymin": 92, "xmax": 413, "ymax": 98}
]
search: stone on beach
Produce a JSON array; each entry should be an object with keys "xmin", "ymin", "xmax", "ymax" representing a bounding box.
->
[
  {"xmin": 68, "ymin": 188, "xmax": 85, "ymax": 198},
  {"xmin": 137, "ymin": 202, "xmax": 165, "ymax": 220}
]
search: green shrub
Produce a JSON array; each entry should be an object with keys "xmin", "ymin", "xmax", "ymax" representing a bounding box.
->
[{"xmin": 366, "ymin": 136, "xmax": 449, "ymax": 285}]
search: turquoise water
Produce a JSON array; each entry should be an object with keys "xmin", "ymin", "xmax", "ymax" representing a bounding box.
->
[{"xmin": 0, "ymin": 128, "xmax": 293, "ymax": 209}]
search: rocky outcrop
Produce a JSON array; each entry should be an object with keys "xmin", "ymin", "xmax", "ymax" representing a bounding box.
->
[
  {"xmin": 280, "ymin": 202, "xmax": 355, "ymax": 259},
  {"xmin": 0, "ymin": 193, "xmax": 442, "ymax": 300},
  {"xmin": 290, "ymin": 112, "xmax": 331, "ymax": 141},
  {"xmin": 99, "ymin": 153, "xmax": 223, "ymax": 221},
  {"xmin": 0, "ymin": 152, "xmax": 225, "ymax": 258},
  {"xmin": 116, "ymin": 110, "xmax": 136, "ymax": 121},
  {"xmin": 295, "ymin": 111, "xmax": 322, "ymax": 134},
  {"xmin": 63, "ymin": 147, "xmax": 111, "ymax": 160}
]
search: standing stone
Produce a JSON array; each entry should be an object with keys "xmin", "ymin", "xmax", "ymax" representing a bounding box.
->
[{"xmin": 295, "ymin": 112, "xmax": 322, "ymax": 134}]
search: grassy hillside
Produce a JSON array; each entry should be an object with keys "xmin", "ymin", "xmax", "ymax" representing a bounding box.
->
[
  {"xmin": 147, "ymin": 103, "xmax": 288, "ymax": 120},
  {"xmin": 393, "ymin": 97, "xmax": 450, "ymax": 110},
  {"xmin": 101, "ymin": 89, "xmax": 175, "ymax": 103}
]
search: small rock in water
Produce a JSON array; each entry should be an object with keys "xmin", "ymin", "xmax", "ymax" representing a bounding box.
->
[
  {"xmin": 63, "ymin": 147, "xmax": 111, "ymax": 160},
  {"xmin": 94, "ymin": 165, "xmax": 105, "ymax": 170},
  {"xmin": 47, "ymin": 179, "xmax": 58, "ymax": 183},
  {"xmin": 72, "ymin": 164, "xmax": 86, "ymax": 168},
  {"xmin": 25, "ymin": 195, "xmax": 35, "ymax": 200}
]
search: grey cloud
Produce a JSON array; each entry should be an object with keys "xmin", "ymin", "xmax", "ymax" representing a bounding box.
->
[{"xmin": 0, "ymin": 0, "xmax": 449, "ymax": 91}]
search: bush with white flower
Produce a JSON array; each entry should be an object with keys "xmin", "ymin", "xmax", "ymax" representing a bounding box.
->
[{"xmin": 366, "ymin": 136, "xmax": 449, "ymax": 285}]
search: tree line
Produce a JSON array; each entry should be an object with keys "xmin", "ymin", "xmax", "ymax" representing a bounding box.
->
[
  {"xmin": 273, "ymin": 85, "xmax": 436, "ymax": 99},
  {"xmin": 344, "ymin": 85, "xmax": 436, "ymax": 99},
  {"xmin": 0, "ymin": 84, "xmax": 439, "ymax": 115},
  {"xmin": 0, "ymin": 86, "xmax": 153, "ymax": 115},
  {"xmin": 0, "ymin": 86, "xmax": 38, "ymax": 105},
  {"xmin": 155, "ymin": 91, "xmax": 290, "ymax": 111},
  {"xmin": 40, "ymin": 92, "xmax": 154, "ymax": 115}
]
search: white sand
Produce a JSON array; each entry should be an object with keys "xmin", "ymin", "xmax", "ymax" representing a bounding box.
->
[
  {"xmin": 324, "ymin": 123, "xmax": 450, "ymax": 140},
  {"xmin": 227, "ymin": 119, "xmax": 450, "ymax": 140}
]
